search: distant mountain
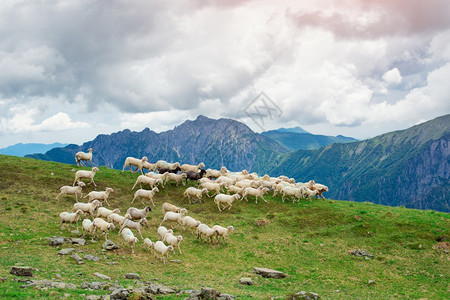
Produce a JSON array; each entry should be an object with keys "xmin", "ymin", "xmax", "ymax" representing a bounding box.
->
[
  {"xmin": 0, "ymin": 143, "xmax": 67, "ymax": 157},
  {"xmin": 26, "ymin": 115, "xmax": 288, "ymax": 172},
  {"xmin": 262, "ymin": 129, "xmax": 357, "ymax": 151},
  {"xmin": 272, "ymin": 115, "xmax": 450, "ymax": 212}
]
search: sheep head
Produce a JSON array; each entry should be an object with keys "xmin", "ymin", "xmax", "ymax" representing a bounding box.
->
[
  {"xmin": 108, "ymin": 223, "xmax": 116, "ymax": 230},
  {"xmin": 198, "ymin": 162, "xmax": 205, "ymax": 169},
  {"xmin": 153, "ymin": 187, "xmax": 160, "ymax": 193},
  {"xmin": 142, "ymin": 156, "xmax": 148, "ymax": 162},
  {"xmin": 77, "ymin": 182, "xmax": 86, "ymax": 187},
  {"xmin": 145, "ymin": 206, "xmax": 152, "ymax": 212},
  {"xmin": 92, "ymin": 167, "xmax": 99, "ymax": 172},
  {"xmin": 112, "ymin": 208, "xmax": 120, "ymax": 214},
  {"xmin": 179, "ymin": 208, "xmax": 188, "ymax": 215},
  {"xmin": 140, "ymin": 218, "xmax": 149, "ymax": 227}
]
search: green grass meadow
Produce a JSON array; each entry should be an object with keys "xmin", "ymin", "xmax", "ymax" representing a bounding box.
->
[{"xmin": 0, "ymin": 155, "xmax": 448, "ymax": 299}]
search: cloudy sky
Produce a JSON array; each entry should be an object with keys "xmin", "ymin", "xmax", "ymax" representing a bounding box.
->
[{"xmin": 1, "ymin": 0, "xmax": 450, "ymax": 148}]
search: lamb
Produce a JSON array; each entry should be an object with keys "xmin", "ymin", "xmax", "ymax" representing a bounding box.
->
[
  {"xmin": 153, "ymin": 241, "xmax": 174, "ymax": 264},
  {"xmin": 164, "ymin": 172, "xmax": 187, "ymax": 186},
  {"xmin": 214, "ymin": 193, "xmax": 241, "ymax": 211},
  {"xmin": 185, "ymin": 169, "xmax": 207, "ymax": 181},
  {"xmin": 81, "ymin": 219, "xmax": 96, "ymax": 241},
  {"xmin": 131, "ymin": 175, "xmax": 163, "ymax": 190},
  {"xmin": 119, "ymin": 218, "xmax": 148, "ymax": 239},
  {"xmin": 122, "ymin": 156, "xmax": 148, "ymax": 174},
  {"xmin": 157, "ymin": 226, "xmax": 174, "ymax": 241},
  {"xmin": 146, "ymin": 172, "xmax": 167, "ymax": 187},
  {"xmin": 226, "ymin": 185, "xmax": 245, "ymax": 195},
  {"xmin": 164, "ymin": 232, "xmax": 183, "ymax": 254},
  {"xmin": 161, "ymin": 202, "xmax": 185, "ymax": 215},
  {"xmin": 143, "ymin": 238, "xmax": 154, "ymax": 252},
  {"xmin": 310, "ymin": 183, "xmax": 329, "ymax": 199},
  {"xmin": 132, "ymin": 187, "xmax": 159, "ymax": 206},
  {"xmin": 59, "ymin": 210, "xmax": 84, "ymax": 231},
  {"xmin": 181, "ymin": 216, "xmax": 201, "ymax": 233},
  {"xmin": 160, "ymin": 209, "xmax": 188, "ymax": 229},
  {"xmin": 120, "ymin": 228, "xmax": 139, "ymax": 254},
  {"xmin": 84, "ymin": 187, "xmax": 114, "ymax": 206},
  {"xmin": 200, "ymin": 181, "xmax": 225, "ymax": 197},
  {"xmin": 73, "ymin": 167, "xmax": 99, "ymax": 187},
  {"xmin": 92, "ymin": 217, "xmax": 116, "ymax": 241},
  {"xmin": 183, "ymin": 187, "xmax": 209, "ymax": 204},
  {"xmin": 107, "ymin": 213, "xmax": 129, "ymax": 227},
  {"xmin": 73, "ymin": 200, "xmax": 102, "ymax": 216},
  {"xmin": 180, "ymin": 162, "xmax": 205, "ymax": 173},
  {"xmin": 196, "ymin": 223, "xmax": 219, "ymax": 244},
  {"xmin": 142, "ymin": 161, "xmax": 156, "ymax": 172},
  {"xmin": 96, "ymin": 207, "xmax": 121, "ymax": 219},
  {"xmin": 75, "ymin": 148, "xmax": 93, "ymax": 167},
  {"xmin": 242, "ymin": 187, "xmax": 269, "ymax": 203},
  {"xmin": 301, "ymin": 186, "xmax": 319, "ymax": 200},
  {"xmin": 56, "ymin": 181, "xmax": 86, "ymax": 202},
  {"xmin": 280, "ymin": 186, "xmax": 302, "ymax": 203},
  {"xmin": 125, "ymin": 206, "xmax": 152, "ymax": 221},
  {"xmin": 211, "ymin": 225, "xmax": 235, "ymax": 243}
]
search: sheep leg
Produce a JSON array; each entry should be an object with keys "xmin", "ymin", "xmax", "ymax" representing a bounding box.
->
[
  {"xmin": 228, "ymin": 204, "xmax": 232, "ymax": 210},
  {"xmin": 131, "ymin": 196, "xmax": 137, "ymax": 204},
  {"xmin": 261, "ymin": 196, "xmax": 267, "ymax": 203},
  {"xmin": 104, "ymin": 199, "xmax": 110, "ymax": 206},
  {"xmin": 138, "ymin": 229, "xmax": 144, "ymax": 240},
  {"xmin": 216, "ymin": 202, "xmax": 222, "ymax": 212}
]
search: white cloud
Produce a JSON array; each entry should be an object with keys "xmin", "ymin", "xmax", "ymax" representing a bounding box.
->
[{"xmin": 382, "ymin": 68, "xmax": 402, "ymax": 86}]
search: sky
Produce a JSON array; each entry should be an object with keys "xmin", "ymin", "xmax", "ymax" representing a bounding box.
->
[{"xmin": 1, "ymin": 0, "xmax": 450, "ymax": 148}]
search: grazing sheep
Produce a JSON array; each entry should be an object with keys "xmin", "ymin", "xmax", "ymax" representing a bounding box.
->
[
  {"xmin": 157, "ymin": 226, "xmax": 174, "ymax": 241},
  {"xmin": 160, "ymin": 209, "xmax": 188, "ymax": 228},
  {"xmin": 132, "ymin": 187, "xmax": 159, "ymax": 206},
  {"xmin": 183, "ymin": 187, "xmax": 209, "ymax": 204},
  {"xmin": 181, "ymin": 216, "xmax": 201, "ymax": 233},
  {"xmin": 132, "ymin": 175, "xmax": 162, "ymax": 190},
  {"xmin": 153, "ymin": 241, "xmax": 174, "ymax": 264},
  {"xmin": 143, "ymin": 238, "xmax": 154, "ymax": 252},
  {"xmin": 280, "ymin": 186, "xmax": 302, "ymax": 203},
  {"xmin": 196, "ymin": 223, "xmax": 219, "ymax": 244},
  {"xmin": 73, "ymin": 200, "xmax": 102, "ymax": 216},
  {"xmin": 185, "ymin": 169, "xmax": 207, "ymax": 181},
  {"xmin": 242, "ymin": 187, "xmax": 269, "ymax": 203},
  {"xmin": 75, "ymin": 148, "xmax": 93, "ymax": 167},
  {"xmin": 164, "ymin": 232, "xmax": 183, "ymax": 254},
  {"xmin": 120, "ymin": 228, "xmax": 138, "ymax": 254},
  {"xmin": 200, "ymin": 181, "xmax": 225, "ymax": 197},
  {"xmin": 59, "ymin": 210, "xmax": 84, "ymax": 231},
  {"xmin": 122, "ymin": 156, "xmax": 148, "ymax": 174},
  {"xmin": 56, "ymin": 181, "xmax": 86, "ymax": 202},
  {"xmin": 211, "ymin": 225, "xmax": 235, "ymax": 243},
  {"xmin": 214, "ymin": 193, "xmax": 241, "ymax": 211},
  {"xmin": 162, "ymin": 202, "xmax": 185, "ymax": 215},
  {"xmin": 107, "ymin": 213, "xmax": 129, "ymax": 227},
  {"xmin": 119, "ymin": 218, "xmax": 148, "ymax": 239},
  {"xmin": 180, "ymin": 162, "xmax": 206, "ymax": 173},
  {"xmin": 164, "ymin": 172, "xmax": 187, "ymax": 186},
  {"xmin": 92, "ymin": 217, "xmax": 116, "ymax": 241},
  {"xmin": 96, "ymin": 207, "xmax": 120, "ymax": 219},
  {"xmin": 85, "ymin": 187, "xmax": 114, "ymax": 206},
  {"xmin": 81, "ymin": 218, "xmax": 96, "ymax": 241},
  {"xmin": 226, "ymin": 185, "xmax": 245, "ymax": 195},
  {"xmin": 73, "ymin": 167, "xmax": 99, "ymax": 187},
  {"xmin": 126, "ymin": 206, "xmax": 152, "ymax": 221}
]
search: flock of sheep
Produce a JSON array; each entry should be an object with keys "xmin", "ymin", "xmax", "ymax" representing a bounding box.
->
[{"xmin": 56, "ymin": 149, "xmax": 329, "ymax": 263}]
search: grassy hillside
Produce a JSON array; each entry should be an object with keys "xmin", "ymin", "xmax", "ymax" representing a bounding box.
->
[{"xmin": 0, "ymin": 155, "xmax": 448, "ymax": 299}]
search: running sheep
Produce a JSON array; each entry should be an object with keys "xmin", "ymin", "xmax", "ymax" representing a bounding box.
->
[
  {"xmin": 75, "ymin": 148, "xmax": 93, "ymax": 167},
  {"xmin": 59, "ymin": 210, "xmax": 84, "ymax": 231},
  {"xmin": 214, "ymin": 193, "xmax": 241, "ymax": 211},
  {"xmin": 196, "ymin": 223, "xmax": 219, "ymax": 244},
  {"xmin": 85, "ymin": 187, "xmax": 114, "ymax": 206},
  {"xmin": 160, "ymin": 209, "xmax": 188, "ymax": 229},
  {"xmin": 183, "ymin": 187, "xmax": 209, "ymax": 204},
  {"xmin": 92, "ymin": 217, "xmax": 116, "ymax": 241},
  {"xmin": 164, "ymin": 232, "xmax": 183, "ymax": 254},
  {"xmin": 132, "ymin": 187, "xmax": 159, "ymax": 206},
  {"xmin": 120, "ymin": 228, "xmax": 139, "ymax": 254},
  {"xmin": 56, "ymin": 181, "xmax": 86, "ymax": 202},
  {"xmin": 122, "ymin": 156, "xmax": 149, "ymax": 174},
  {"xmin": 132, "ymin": 175, "xmax": 163, "ymax": 190},
  {"xmin": 125, "ymin": 206, "xmax": 152, "ymax": 221},
  {"xmin": 96, "ymin": 207, "xmax": 121, "ymax": 219},
  {"xmin": 211, "ymin": 225, "xmax": 235, "ymax": 243},
  {"xmin": 153, "ymin": 241, "xmax": 174, "ymax": 264},
  {"xmin": 73, "ymin": 200, "xmax": 102, "ymax": 216},
  {"xmin": 73, "ymin": 167, "xmax": 99, "ymax": 187},
  {"xmin": 119, "ymin": 218, "xmax": 148, "ymax": 239}
]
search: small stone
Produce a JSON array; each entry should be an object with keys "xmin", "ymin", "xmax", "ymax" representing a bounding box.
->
[
  {"xmin": 253, "ymin": 267, "xmax": 287, "ymax": 279},
  {"xmin": 239, "ymin": 277, "xmax": 253, "ymax": 285},
  {"xmin": 110, "ymin": 288, "xmax": 129, "ymax": 300},
  {"xmin": 59, "ymin": 248, "xmax": 75, "ymax": 255},
  {"xmin": 350, "ymin": 249, "xmax": 373, "ymax": 259},
  {"xmin": 84, "ymin": 255, "xmax": 100, "ymax": 262},
  {"xmin": 293, "ymin": 291, "xmax": 320, "ymax": 299},
  {"xmin": 70, "ymin": 230, "xmax": 81, "ymax": 235},
  {"xmin": 48, "ymin": 236, "xmax": 65, "ymax": 246},
  {"xmin": 71, "ymin": 253, "xmax": 84, "ymax": 264},
  {"xmin": 368, "ymin": 280, "xmax": 376, "ymax": 285},
  {"xmin": 55, "ymin": 273, "xmax": 62, "ymax": 279},
  {"xmin": 218, "ymin": 293, "xmax": 235, "ymax": 300},
  {"xmin": 102, "ymin": 240, "xmax": 120, "ymax": 250},
  {"xmin": 106, "ymin": 262, "xmax": 118, "ymax": 266},
  {"xmin": 71, "ymin": 238, "xmax": 86, "ymax": 246},
  {"xmin": 10, "ymin": 266, "xmax": 33, "ymax": 277},
  {"xmin": 124, "ymin": 273, "xmax": 140, "ymax": 280},
  {"xmin": 94, "ymin": 272, "xmax": 111, "ymax": 280},
  {"xmin": 85, "ymin": 296, "xmax": 101, "ymax": 300},
  {"xmin": 169, "ymin": 259, "xmax": 181, "ymax": 264}
]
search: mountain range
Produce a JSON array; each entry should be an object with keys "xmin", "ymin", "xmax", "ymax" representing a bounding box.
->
[
  {"xmin": 0, "ymin": 142, "xmax": 67, "ymax": 157},
  {"xmin": 24, "ymin": 114, "xmax": 449, "ymax": 212}
]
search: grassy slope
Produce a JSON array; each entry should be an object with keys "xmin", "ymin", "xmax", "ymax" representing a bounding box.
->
[{"xmin": 0, "ymin": 155, "xmax": 448, "ymax": 299}]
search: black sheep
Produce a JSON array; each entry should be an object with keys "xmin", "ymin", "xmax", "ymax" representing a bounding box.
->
[{"xmin": 186, "ymin": 169, "xmax": 207, "ymax": 181}]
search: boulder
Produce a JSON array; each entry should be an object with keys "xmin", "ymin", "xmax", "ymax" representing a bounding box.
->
[
  {"xmin": 71, "ymin": 238, "xmax": 86, "ymax": 246},
  {"xmin": 94, "ymin": 272, "xmax": 111, "ymax": 280},
  {"xmin": 110, "ymin": 288, "xmax": 130, "ymax": 300},
  {"xmin": 84, "ymin": 255, "xmax": 100, "ymax": 262},
  {"xmin": 58, "ymin": 248, "xmax": 75, "ymax": 255},
  {"xmin": 239, "ymin": 277, "xmax": 253, "ymax": 285},
  {"xmin": 71, "ymin": 253, "xmax": 84, "ymax": 264},
  {"xmin": 102, "ymin": 240, "xmax": 120, "ymax": 250},
  {"xmin": 124, "ymin": 273, "xmax": 140, "ymax": 280},
  {"xmin": 291, "ymin": 291, "xmax": 320, "ymax": 299},
  {"xmin": 253, "ymin": 267, "xmax": 287, "ymax": 279},
  {"xmin": 10, "ymin": 266, "xmax": 33, "ymax": 277},
  {"xmin": 48, "ymin": 236, "xmax": 66, "ymax": 246}
]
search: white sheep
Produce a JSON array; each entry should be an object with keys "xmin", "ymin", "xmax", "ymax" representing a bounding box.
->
[
  {"xmin": 216, "ymin": 176, "xmax": 236, "ymax": 187},
  {"xmin": 235, "ymin": 179, "xmax": 259, "ymax": 189},
  {"xmin": 73, "ymin": 166, "xmax": 100, "ymax": 187},
  {"xmin": 301, "ymin": 186, "xmax": 319, "ymax": 200},
  {"xmin": 119, "ymin": 218, "xmax": 148, "ymax": 239},
  {"xmin": 153, "ymin": 241, "xmax": 174, "ymax": 264},
  {"xmin": 310, "ymin": 183, "xmax": 329, "ymax": 199},
  {"xmin": 205, "ymin": 168, "xmax": 222, "ymax": 179},
  {"xmin": 142, "ymin": 161, "xmax": 157, "ymax": 172},
  {"xmin": 56, "ymin": 181, "xmax": 86, "ymax": 202},
  {"xmin": 125, "ymin": 206, "xmax": 152, "ymax": 221},
  {"xmin": 200, "ymin": 181, "xmax": 225, "ymax": 197},
  {"xmin": 73, "ymin": 200, "xmax": 102, "ymax": 216},
  {"xmin": 132, "ymin": 187, "xmax": 159, "ymax": 206},
  {"xmin": 164, "ymin": 232, "xmax": 183, "ymax": 254},
  {"xmin": 96, "ymin": 207, "xmax": 121, "ymax": 219},
  {"xmin": 146, "ymin": 172, "xmax": 167, "ymax": 187},
  {"xmin": 156, "ymin": 161, "xmax": 180, "ymax": 172},
  {"xmin": 81, "ymin": 218, "xmax": 96, "ymax": 241},
  {"xmin": 160, "ymin": 209, "xmax": 188, "ymax": 229},
  {"xmin": 214, "ymin": 193, "xmax": 241, "ymax": 211},
  {"xmin": 157, "ymin": 226, "xmax": 174, "ymax": 241},
  {"xmin": 164, "ymin": 172, "xmax": 187, "ymax": 186},
  {"xmin": 161, "ymin": 202, "xmax": 185, "ymax": 215},
  {"xmin": 107, "ymin": 213, "xmax": 129, "ymax": 227},
  {"xmin": 84, "ymin": 187, "xmax": 114, "ymax": 206},
  {"xmin": 92, "ymin": 217, "xmax": 116, "ymax": 241},
  {"xmin": 196, "ymin": 223, "xmax": 219, "ymax": 244},
  {"xmin": 183, "ymin": 187, "xmax": 209, "ymax": 204},
  {"xmin": 143, "ymin": 238, "xmax": 154, "ymax": 252},
  {"xmin": 226, "ymin": 185, "xmax": 245, "ymax": 195},
  {"xmin": 242, "ymin": 187, "xmax": 269, "ymax": 203},
  {"xmin": 75, "ymin": 148, "xmax": 93, "ymax": 167},
  {"xmin": 120, "ymin": 228, "xmax": 139, "ymax": 254},
  {"xmin": 180, "ymin": 162, "xmax": 205, "ymax": 173},
  {"xmin": 181, "ymin": 216, "xmax": 201, "ymax": 233},
  {"xmin": 280, "ymin": 186, "xmax": 302, "ymax": 203},
  {"xmin": 131, "ymin": 175, "xmax": 163, "ymax": 190},
  {"xmin": 211, "ymin": 225, "xmax": 235, "ymax": 243},
  {"xmin": 59, "ymin": 209, "xmax": 84, "ymax": 231},
  {"xmin": 122, "ymin": 156, "xmax": 148, "ymax": 174}
]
